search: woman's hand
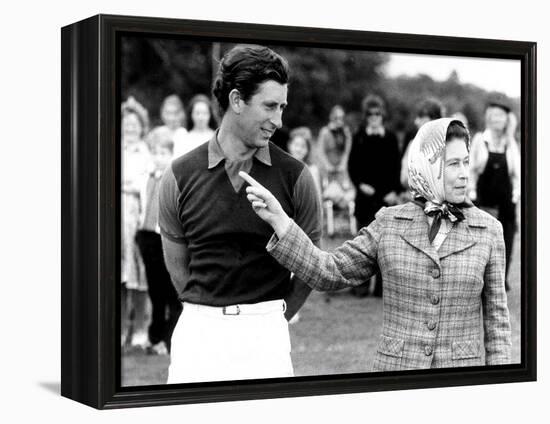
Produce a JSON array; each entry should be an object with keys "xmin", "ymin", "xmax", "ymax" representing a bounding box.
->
[{"xmin": 239, "ymin": 171, "xmax": 292, "ymax": 238}]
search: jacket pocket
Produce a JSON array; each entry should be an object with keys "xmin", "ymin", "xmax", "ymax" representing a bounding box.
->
[
  {"xmin": 377, "ymin": 334, "xmax": 404, "ymax": 358},
  {"xmin": 452, "ymin": 340, "xmax": 481, "ymax": 360}
]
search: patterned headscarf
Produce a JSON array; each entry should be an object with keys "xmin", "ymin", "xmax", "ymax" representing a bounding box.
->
[{"xmin": 408, "ymin": 118, "xmax": 471, "ymax": 242}]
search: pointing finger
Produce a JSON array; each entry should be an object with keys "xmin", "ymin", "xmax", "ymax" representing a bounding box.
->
[{"xmin": 239, "ymin": 171, "xmax": 266, "ymax": 190}]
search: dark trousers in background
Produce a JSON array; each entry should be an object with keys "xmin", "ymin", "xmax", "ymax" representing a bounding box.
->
[
  {"xmin": 135, "ymin": 230, "xmax": 182, "ymax": 350},
  {"xmin": 499, "ymin": 202, "xmax": 517, "ymax": 280}
]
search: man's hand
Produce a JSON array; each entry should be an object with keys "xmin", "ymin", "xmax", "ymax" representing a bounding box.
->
[{"xmin": 239, "ymin": 171, "xmax": 292, "ymax": 238}]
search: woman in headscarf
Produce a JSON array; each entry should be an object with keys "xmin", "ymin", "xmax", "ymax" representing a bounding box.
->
[{"xmin": 240, "ymin": 118, "xmax": 512, "ymax": 371}]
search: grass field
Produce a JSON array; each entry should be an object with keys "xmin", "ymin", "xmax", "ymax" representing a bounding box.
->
[{"xmin": 121, "ymin": 216, "xmax": 521, "ymax": 386}]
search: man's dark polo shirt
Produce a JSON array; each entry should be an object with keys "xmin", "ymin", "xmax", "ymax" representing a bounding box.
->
[{"xmin": 159, "ymin": 135, "xmax": 322, "ymax": 307}]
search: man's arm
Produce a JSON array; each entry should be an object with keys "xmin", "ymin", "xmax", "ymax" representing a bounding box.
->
[
  {"xmin": 283, "ymin": 166, "xmax": 323, "ymax": 320},
  {"xmin": 161, "ymin": 236, "xmax": 190, "ymax": 296},
  {"xmin": 158, "ymin": 164, "xmax": 190, "ymax": 295}
]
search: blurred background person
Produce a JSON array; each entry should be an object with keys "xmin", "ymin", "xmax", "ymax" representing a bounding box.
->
[
  {"xmin": 287, "ymin": 126, "xmax": 322, "ymax": 199},
  {"xmin": 316, "ymin": 105, "xmax": 356, "ymax": 236},
  {"xmin": 286, "ymin": 127, "xmax": 321, "ymax": 322},
  {"xmin": 469, "ymin": 97, "xmax": 520, "ymax": 290},
  {"xmin": 451, "ymin": 111, "xmax": 469, "ymax": 130},
  {"xmin": 135, "ymin": 135, "xmax": 183, "ymax": 356},
  {"xmin": 176, "ymin": 94, "xmax": 217, "ymax": 158},
  {"xmin": 121, "ymin": 96, "xmax": 151, "ymax": 349},
  {"xmin": 400, "ymin": 98, "xmax": 445, "ymax": 191},
  {"xmin": 347, "ymin": 94, "xmax": 401, "ymax": 297},
  {"xmin": 148, "ymin": 94, "xmax": 188, "ymax": 153}
]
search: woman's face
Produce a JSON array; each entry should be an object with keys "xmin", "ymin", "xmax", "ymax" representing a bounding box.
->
[
  {"xmin": 162, "ymin": 102, "xmax": 185, "ymax": 130},
  {"xmin": 191, "ymin": 101, "xmax": 211, "ymax": 130},
  {"xmin": 443, "ymin": 137, "xmax": 470, "ymax": 204},
  {"xmin": 329, "ymin": 108, "xmax": 345, "ymax": 129},
  {"xmin": 288, "ymin": 136, "xmax": 309, "ymax": 162},
  {"xmin": 486, "ymin": 106, "xmax": 508, "ymax": 133},
  {"xmin": 122, "ymin": 112, "xmax": 142, "ymax": 142}
]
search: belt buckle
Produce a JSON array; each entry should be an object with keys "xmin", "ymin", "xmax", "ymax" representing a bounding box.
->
[{"xmin": 222, "ymin": 305, "xmax": 241, "ymax": 315}]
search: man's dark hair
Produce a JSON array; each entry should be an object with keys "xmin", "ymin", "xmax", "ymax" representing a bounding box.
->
[
  {"xmin": 361, "ymin": 94, "xmax": 386, "ymax": 117},
  {"xmin": 212, "ymin": 44, "xmax": 290, "ymax": 114},
  {"xmin": 445, "ymin": 119, "xmax": 470, "ymax": 151}
]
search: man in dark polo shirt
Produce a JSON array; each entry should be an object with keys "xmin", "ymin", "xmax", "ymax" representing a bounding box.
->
[{"xmin": 159, "ymin": 44, "xmax": 322, "ymax": 383}]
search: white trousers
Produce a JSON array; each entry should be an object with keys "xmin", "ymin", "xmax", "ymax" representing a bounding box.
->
[{"xmin": 167, "ymin": 299, "xmax": 294, "ymax": 384}]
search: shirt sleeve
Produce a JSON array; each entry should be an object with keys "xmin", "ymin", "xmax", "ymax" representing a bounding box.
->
[
  {"xmin": 158, "ymin": 165, "xmax": 187, "ymax": 244},
  {"xmin": 292, "ymin": 166, "xmax": 323, "ymax": 244}
]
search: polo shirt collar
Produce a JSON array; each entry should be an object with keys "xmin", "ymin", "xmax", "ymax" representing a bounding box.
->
[{"xmin": 207, "ymin": 131, "xmax": 272, "ymax": 169}]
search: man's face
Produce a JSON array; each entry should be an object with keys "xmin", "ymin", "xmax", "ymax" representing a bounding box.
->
[
  {"xmin": 236, "ymin": 80, "xmax": 287, "ymax": 149},
  {"xmin": 366, "ymin": 108, "xmax": 383, "ymax": 128}
]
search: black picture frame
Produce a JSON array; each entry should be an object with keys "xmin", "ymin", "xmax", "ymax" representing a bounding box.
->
[{"xmin": 61, "ymin": 13, "xmax": 537, "ymax": 409}]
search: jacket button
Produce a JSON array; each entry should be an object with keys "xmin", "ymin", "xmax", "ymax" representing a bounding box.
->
[
  {"xmin": 431, "ymin": 268, "xmax": 440, "ymax": 278},
  {"xmin": 424, "ymin": 345, "xmax": 433, "ymax": 356},
  {"xmin": 430, "ymin": 295, "xmax": 440, "ymax": 305},
  {"xmin": 427, "ymin": 321, "xmax": 437, "ymax": 331}
]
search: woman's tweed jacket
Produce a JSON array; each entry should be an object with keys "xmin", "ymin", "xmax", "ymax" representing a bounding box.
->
[{"xmin": 267, "ymin": 202, "xmax": 511, "ymax": 371}]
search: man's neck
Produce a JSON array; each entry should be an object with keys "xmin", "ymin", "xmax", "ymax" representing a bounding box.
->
[{"xmin": 217, "ymin": 119, "xmax": 257, "ymax": 162}]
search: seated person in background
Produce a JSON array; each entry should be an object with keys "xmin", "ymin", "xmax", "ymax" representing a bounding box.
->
[{"xmin": 316, "ymin": 105, "xmax": 356, "ymax": 234}]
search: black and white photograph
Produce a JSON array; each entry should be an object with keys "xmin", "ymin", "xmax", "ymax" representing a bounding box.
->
[
  {"xmin": 5, "ymin": 0, "xmax": 548, "ymax": 421},
  {"xmin": 119, "ymin": 33, "xmax": 523, "ymax": 386}
]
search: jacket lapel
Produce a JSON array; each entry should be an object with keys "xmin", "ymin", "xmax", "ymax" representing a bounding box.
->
[
  {"xmin": 437, "ymin": 209, "xmax": 479, "ymax": 259},
  {"xmin": 397, "ymin": 204, "xmax": 441, "ymax": 267}
]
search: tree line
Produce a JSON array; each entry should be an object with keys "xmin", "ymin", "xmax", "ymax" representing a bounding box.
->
[{"xmin": 122, "ymin": 36, "xmax": 520, "ymax": 141}]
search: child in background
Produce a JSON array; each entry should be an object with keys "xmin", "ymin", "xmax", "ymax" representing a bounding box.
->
[{"xmin": 135, "ymin": 136, "xmax": 183, "ymax": 355}]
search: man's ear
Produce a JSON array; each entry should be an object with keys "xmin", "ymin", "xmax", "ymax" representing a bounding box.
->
[{"xmin": 228, "ymin": 89, "xmax": 242, "ymax": 114}]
